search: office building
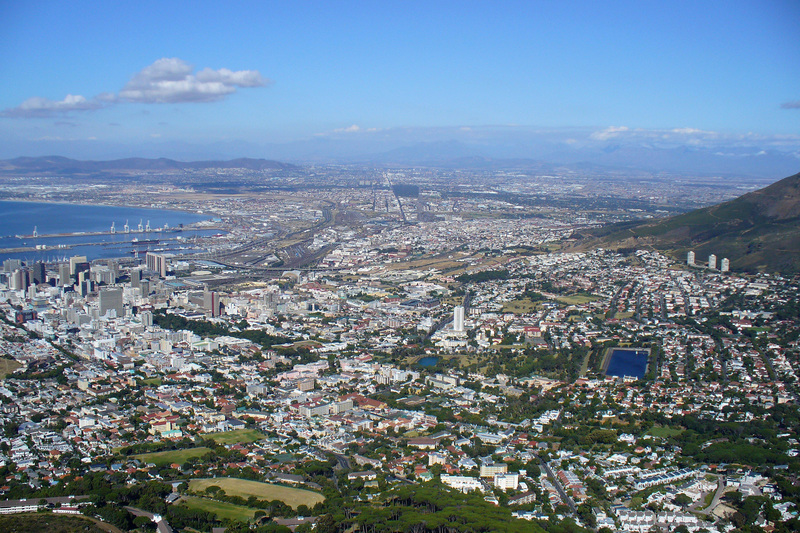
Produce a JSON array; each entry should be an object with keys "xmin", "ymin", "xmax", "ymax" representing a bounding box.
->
[
  {"xmin": 130, "ymin": 267, "xmax": 142, "ymax": 288},
  {"xmin": 3, "ymin": 259, "xmax": 22, "ymax": 273},
  {"xmin": 69, "ymin": 255, "xmax": 88, "ymax": 275},
  {"xmin": 204, "ymin": 285, "xmax": 220, "ymax": 317},
  {"xmin": 31, "ymin": 262, "xmax": 46, "ymax": 285},
  {"xmin": 99, "ymin": 288, "xmax": 124, "ymax": 318},
  {"xmin": 9, "ymin": 269, "xmax": 29, "ymax": 291},
  {"xmin": 59, "ymin": 263, "xmax": 72, "ymax": 286},
  {"xmin": 146, "ymin": 252, "xmax": 167, "ymax": 277},
  {"xmin": 140, "ymin": 310, "xmax": 153, "ymax": 327}
]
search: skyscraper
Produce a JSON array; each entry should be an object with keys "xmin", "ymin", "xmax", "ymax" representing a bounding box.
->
[
  {"xmin": 31, "ymin": 262, "xmax": 46, "ymax": 284},
  {"xmin": 687, "ymin": 251, "xmax": 695, "ymax": 266},
  {"xmin": 453, "ymin": 305, "xmax": 465, "ymax": 332},
  {"xmin": 9, "ymin": 269, "xmax": 29, "ymax": 291},
  {"xmin": 99, "ymin": 288, "xmax": 124, "ymax": 317},
  {"xmin": 130, "ymin": 267, "xmax": 142, "ymax": 288},
  {"xmin": 204, "ymin": 285, "xmax": 220, "ymax": 317},
  {"xmin": 708, "ymin": 254, "xmax": 717, "ymax": 270},
  {"xmin": 146, "ymin": 252, "xmax": 167, "ymax": 277},
  {"xmin": 720, "ymin": 258, "xmax": 730, "ymax": 272},
  {"xmin": 59, "ymin": 263, "xmax": 72, "ymax": 286},
  {"xmin": 3, "ymin": 259, "xmax": 22, "ymax": 273},
  {"xmin": 69, "ymin": 255, "xmax": 88, "ymax": 275}
]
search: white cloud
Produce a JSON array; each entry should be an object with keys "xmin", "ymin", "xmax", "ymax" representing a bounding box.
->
[
  {"xmin": 2, "ymin": 58, "xmax": 269, "ymax": 117},
  {"xmin": 119, "ymin": 58, "xmax": 268, "ymax": 104},
  {"xmin": 332, "ymin": 124, "xmax": 361, "ymax": 133},
  {"xmin": 590, "ymin": 125, "xmax": 629, "ymax": 140},
  {"xmin": 1, "ymin": 94, "xmax": 103, "ymax": 118}
]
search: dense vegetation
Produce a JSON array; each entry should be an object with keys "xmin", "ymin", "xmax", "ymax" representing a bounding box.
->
[
  {"xmin": 0, "ymin": 514, "xmax": 108, "ymax": 533},
  {"xmin": 153, "ymin": 310, "xmax": 291, "ymax": 348}
]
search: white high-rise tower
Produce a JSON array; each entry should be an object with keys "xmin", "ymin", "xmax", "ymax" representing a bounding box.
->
[
  {"xmin": 687, "ymin": 251, "xmax": 695, "ymax": 266},
  {"xmin": 453, "ymin": 305, "xmax": 465, "ymax": 332},
  {"xmin": 708, "ymin": 254, "xmax": 717, "ymax": 270},
  {"xmin": 720, "ymin": 258, "xmax": 730, "ymax": 272}
]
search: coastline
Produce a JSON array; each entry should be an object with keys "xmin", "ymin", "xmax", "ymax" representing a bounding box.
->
[{"xmin": 0, "ymin": 197, "xmax": 210, "ymax": 218}]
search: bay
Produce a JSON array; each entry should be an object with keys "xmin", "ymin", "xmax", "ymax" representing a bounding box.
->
[{"xmin": 0, "ymin": 200, "xmax": 217, "ymax": 263}]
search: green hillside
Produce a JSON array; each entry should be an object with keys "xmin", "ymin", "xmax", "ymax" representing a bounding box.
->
[{"xmin": 582, "ymin": 171, "xmax": 800, "ymax": 274}]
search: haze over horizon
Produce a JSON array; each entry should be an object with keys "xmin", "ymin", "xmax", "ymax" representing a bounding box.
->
[{"xmin": 1, "ymin": 1, "xmax": 798, "ymax": 170}]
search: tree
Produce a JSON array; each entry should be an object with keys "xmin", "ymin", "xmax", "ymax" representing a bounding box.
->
[{"xmin": 133, "ymin": 515, "xmax": 155, "ymax": 530}]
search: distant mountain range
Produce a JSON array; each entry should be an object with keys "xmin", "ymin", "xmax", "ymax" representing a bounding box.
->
[
  {"xmin": 578, "ymin": 171, "xmax": 800, "ymax": 274},
  {"xmin": 3, "ymin": 125, "xmax": 799, "ymax": 178},
  {"xmin": 0, "ymin": 156, "xmax": 295, "ymax": 175}
]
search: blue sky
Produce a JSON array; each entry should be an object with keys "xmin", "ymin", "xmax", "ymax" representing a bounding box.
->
[{"xmin": 1, "ymin": 1, "xmax": 798, "ymax": 158}]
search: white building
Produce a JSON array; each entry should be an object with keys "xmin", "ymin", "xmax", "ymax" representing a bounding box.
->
[
  {"xmin": 453, "ymin": 305, "xmax": 465, "ymax": 332},
  {"xmin": 441, "ymin": 474, "xmax": 485, "ymax": 493},
  {"xmin": 493, "ymin": 472, "xmax": 519, "ymax": 490},
  {"xmin": 708, "ymin": 254, "xmax": 717, "ymax": 270}
]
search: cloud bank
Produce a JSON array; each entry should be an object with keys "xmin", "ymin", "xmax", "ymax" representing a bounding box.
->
[{"xmin": 2, "ymin": 58, "xmax": 269, "ymax": 117}]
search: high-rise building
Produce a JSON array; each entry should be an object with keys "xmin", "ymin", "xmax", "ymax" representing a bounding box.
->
[
  {"xmin": 708, "ymin": 254, "xmax": 717, "ymax": 270},
  {"xmin": 73, "ymin": 261, "xmax": 90, "ymax": 280},
  {"xmin": 31, "ymin": 262, "xmax": 46, "ymax": 284},
  {"xmin": 92, "ymin": 265, "xmax": 116, "ymax": 285},
  {"xmin": 3, "ymin": 259, "xmax": 22, "ymax": 273},
  {"xmin": 9, "ymin": 269, "xmax": 29, "ymax": 291},
  {"xmin": 453, "ymin": 305, "xmax": 465, "ymax": 332},
  {"xmin": 99, "ymin": 288, "xmax": 124, "ymax": 317},
  {"xmin": 204, "ymin": 285, "xmax": 220, "ymax": 317},
  {"xmin": 687, "ymin": 251, "xmax": 695, "ymax": 266},
  {"xmin": 140, "ymin": 310, "xmax": 153, "ymax": 327},
  {"xmin": 69, "ymin": 255, "xmax": 88, "ymax": 275},
  {"xmin": 130, "ymin": 267, "xmax": 142, "ymax": 288},
  {"xmin": 58, "ymin": 263, "xmax": 72, "ymax": 286},
  {"xmin": 720, "ymin": 258, "xmax": 730, "ymax": 272},
  {"xmin": 145, "ymin": 252, "xmax": 167, "ymax": 277}
]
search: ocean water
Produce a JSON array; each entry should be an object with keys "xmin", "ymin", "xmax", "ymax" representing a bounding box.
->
[
  {"xmin": 0, "ymin": 200, "xmax": 216, "ymax": 262},
  {"xmin": 605, "ymin": 348, "xmax": 649, "ymax": 379}
]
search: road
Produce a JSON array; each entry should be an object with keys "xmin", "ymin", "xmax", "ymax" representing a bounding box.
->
[
  {"xmin": 696, "ymin": 476, "xmax": 726, "ymax": 516},
  {"xmin": 540, "ymin": 460, "xmax": 577, "ymax": 515},
  {"xmin": 125, "ymin": 506, "xmax": 174, "ymax": 533}
]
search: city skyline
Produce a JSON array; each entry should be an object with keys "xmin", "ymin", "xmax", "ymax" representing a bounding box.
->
[{"xmin": 1, "ymin": 1, "xmax": 799, "ymax": 161}]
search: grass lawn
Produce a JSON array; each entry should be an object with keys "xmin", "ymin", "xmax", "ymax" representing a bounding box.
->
[
  {"xmin": 0, "ymin": 357, "xmax": 22, "ymax": 379},
  {"xmin": 205, "ymin": 429, "xmax": 265, "ymax": 445},
  {"xmin": 292, "ymin": 340, "xmax": 322, "ymax": 348},
  {"xmin": 180, "ymin": 495, "xmax": 257, "ymax": 522},
  {"xmin": 555, "ymin": 294, "xmax": 599, "ymax": 305},
  {"xmin": 189, "ymin": 478, "xmax": 324, "ymax": 509},
  {"xmin": 140, "ymin": 377, "xmax": 162, "ymax": 386},
  {"xmin": 502, "ymin": 298, "xmax": 542, "ymax": 314},
  {"xmin": 648, "ymin": 426, "xmax": 684, "ymax": 438},
  {"xmin": 133, "ymin": 446, "xmax": 212, "ymax": 467}
]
